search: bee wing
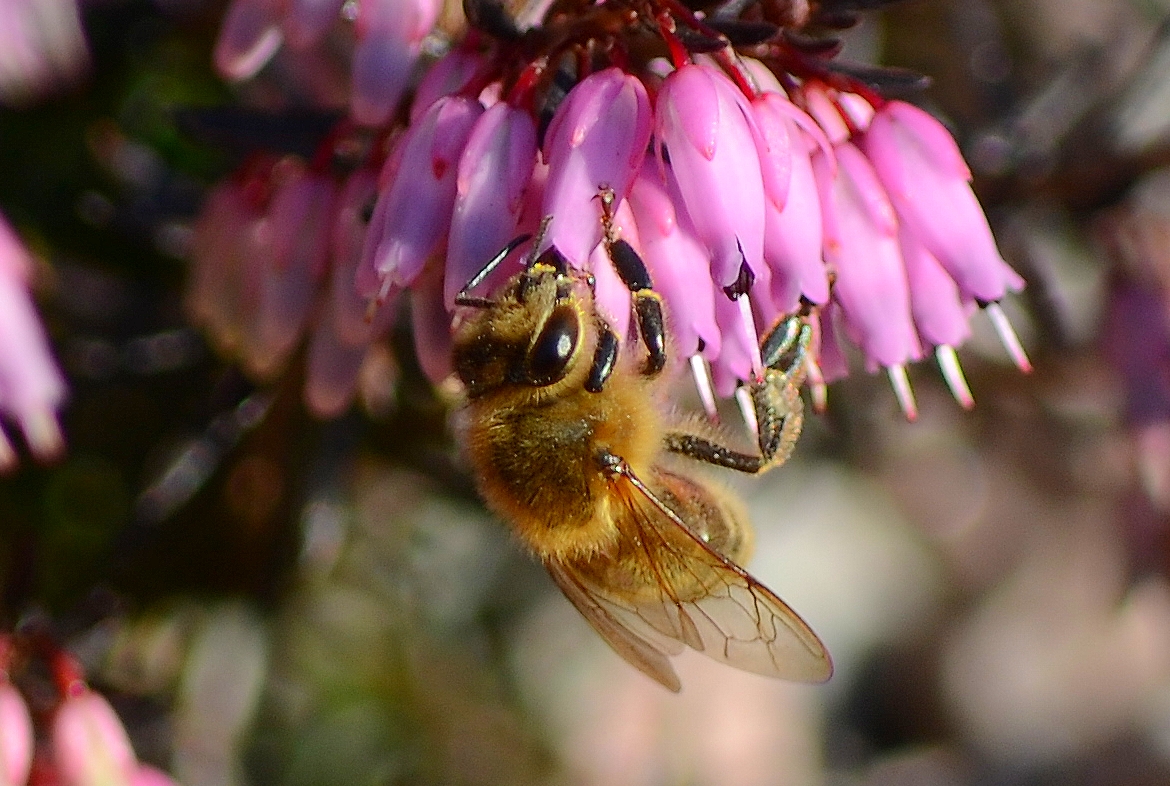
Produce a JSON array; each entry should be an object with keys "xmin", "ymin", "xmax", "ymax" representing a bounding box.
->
[
  {"xmin": 582, "ymin": 467, "xmax": 833, "ymax": 684},
  {"xmin": 547, "ymin": 561, "xmax": 685, "ymax": 692}
]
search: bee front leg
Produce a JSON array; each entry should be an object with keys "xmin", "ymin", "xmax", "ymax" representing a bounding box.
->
[
  {"xmin": 585, "ymin": 320, "xmax": 621, "ymax": 393},
  {"xmin": 597, "ymin": 187, "xmax": 666, "ymax": 377}
]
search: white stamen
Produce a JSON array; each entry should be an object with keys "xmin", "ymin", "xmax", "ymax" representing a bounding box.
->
[
  {"xmin": 0, "ymin": 430, "xmax": 15, "ymax": 473},
  {"xmin": 935, "ymin": 345, "xmax": 975, "ymax": 409},
  {"xmin": 376, "ymin": 274, "xmax": 395, "ymax": 305},
  {"xmin": 689, "ymin": 354, "xmax": 719, "ymax": 422},
  {"xmin": 887, "ymin": 364, "xmax": 918, "ymax": 422},
  {"xmin": 805, "ymin": 356, "xmax": 828, "ymax": 414},
  {"xmin": 22, "ymin": 410, "xmax": 64, "ymax": 463},
  {"xmin": 985, "ymin": 302, "xmax": 1032, "ymax": 373},
  {"xmin": 735, "ymin": 386, "xmax": 759, "ymax": 439},
  {"xmin": 737, "ymin": 296, "xmax": 765, "ymax": 383}
]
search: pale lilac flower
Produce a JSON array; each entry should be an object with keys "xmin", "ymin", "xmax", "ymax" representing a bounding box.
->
[
  {"xmin": 213, "ymin": 0, "xmax": 284, "ymax": 81},
  {"xmin": 0, "ymin": 0, "xmax": 89, "ymax": 106},
  {"xmin": 0, "ymin": 217, "xmax": 67, "ymax": 470},
  {"xmin": 445, "ymin": 102, "xmax": 538, "ymax": 307},
  {"xmin": 282, "ymin": 0, "xmax": 344, "ymax": 49},
  {"xmin": 863, "ymin": 100, "xmax": 1025, "ymax": 305},
  {"xmin": 351, "ymin": 0, "xmax": 443, "ymax": 126},
  {"xmin": 541, "ymin": 68, "xmax": 652, "ymax": 267},
  {"xmin": 655, "ymin": 63, "xmax": 766, "ymax": 288},
  {"xmin": 357, "ymin": 95, "xmax": 484, "ymax": 298},
  {"xmin": 0, "ymin": 679, "xmax": 33, "ymax": 786},
  {"xmin": 252, "ymin": 162, "xmax": 338, "ymax": 378}
]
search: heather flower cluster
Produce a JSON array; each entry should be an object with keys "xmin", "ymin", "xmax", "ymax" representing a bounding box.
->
[
  {"xmin": 196, "ymin": 0, "xmax": 1032, "ymax": 420},
  {"xmin": 0, "ymin": 636, "xmax": 180, "ymax": 786}
]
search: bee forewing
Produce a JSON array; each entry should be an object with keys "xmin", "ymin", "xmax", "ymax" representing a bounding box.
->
[{"xmin": 547, "ymin": 561, "xmax": 684, "ymax": 692}]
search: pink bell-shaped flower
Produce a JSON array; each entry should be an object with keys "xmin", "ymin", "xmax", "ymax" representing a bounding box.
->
[
  {"xmin": 541, "ymin": 68, "xmax": 652, "ymax": 266},
  {"xmin": 863, "ymin": 100, "xmax": 1024, "ymax": 304},
  {"xmin": 655, "ymin": 63, "xmax": 766, "ymax": 288}
]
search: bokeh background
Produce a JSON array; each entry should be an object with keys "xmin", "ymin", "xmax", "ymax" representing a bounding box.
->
[{"xmin": 6, "ymin": 0, "xmax": 1170, "ymax": 784}]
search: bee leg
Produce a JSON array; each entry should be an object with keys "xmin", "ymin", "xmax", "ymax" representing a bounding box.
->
[
  {"xmin": 595, "ymin": 189, "xmax": 666, "ymax": 376},
  {"xmin": 665, "ymin": 311, "xmax": 813, "ymax": 475},
  {"xmin": 607, "ymin": 238, "xmax": 667, "ymax": 377},
  {"xmin": 454, "ymin": 232, "xmax": 532, "ymax": 308},
  {"xmin": 585, "ymin": 320, "xmax": 621, "ymax": 393},
  {"xmin": 748, "ymin": 312, "xmax": 812, "ymax": 472}
]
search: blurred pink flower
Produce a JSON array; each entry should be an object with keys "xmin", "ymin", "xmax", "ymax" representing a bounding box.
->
[
  {"xmin": 0, "ymin": 679, "xmax": 33, "ymax": 786},
  {"xmin": 0, "ymin": 0, "xmax": 89, "ymax": 106},
  {"xmin": 52, "ymin": 689, "xmax": 138, "ymax": 786},
  {"xmin": 0, "ymin": 216, "xmax": 66, "ymax": 470},
  {"xmin": 358, "ymin": 95, "xmax": 483, "ymax": 297}
]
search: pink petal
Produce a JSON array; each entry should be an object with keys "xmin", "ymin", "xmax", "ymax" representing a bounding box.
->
[
  {"xmin": 764, "ymin": 127, "xmax": 829, "ymax": 313},
  {"xmin": 329, "ymin": 167, "xmax": 382, "ymax": 346},
  {"xmin": 305, "ymin": 305, "xmax": 372, "ymax": 419},
  {"xmin": 863, "ymin": 101, "xmax": 1024, "ymax": 303},
  {"xmin": 411, "ymin": 264, "xmax": 453, "ymax": 385},
  {"xmin": 900, "ymin": 226, "xmax": 973, "ymax": 349},
  {"xmin": 410, "ymin": 48, "xmax": 486, "ymax": 121},
  {"xmin": 627, "ymin": 162, "xmax": 720, "ymax": 359},
  {"xmin": 52, "ymin": 691, "xmax": 138, "ymax": 786}
]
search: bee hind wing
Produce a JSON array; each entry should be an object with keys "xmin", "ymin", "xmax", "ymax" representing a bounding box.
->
[
  {"xmin": 547, "ymin": 560, "xmax": 684, "ymax": 692},
  {"xmin": 615, "ymin": 470, "xmax": 834, "ymax": 684}
]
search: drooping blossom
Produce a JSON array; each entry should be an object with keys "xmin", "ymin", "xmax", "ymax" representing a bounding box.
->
[{"xmin": 0, "ymin": 216, "xmax": 67, "ymax": 470}]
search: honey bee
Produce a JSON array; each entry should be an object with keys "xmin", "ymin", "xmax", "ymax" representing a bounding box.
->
[{"xmin": 451, "ymin": 202, "xmax": 832, "ymax": 691}]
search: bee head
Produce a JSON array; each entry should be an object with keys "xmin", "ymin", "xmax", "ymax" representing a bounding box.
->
[{"xmin": 453, "ymin": 258, "xmax": 590, "ymax": 399}]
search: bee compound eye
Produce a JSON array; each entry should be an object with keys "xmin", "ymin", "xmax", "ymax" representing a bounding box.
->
[{"xmin": 527, "ymin": 306, "xmax": 579, "ymax": 385}]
